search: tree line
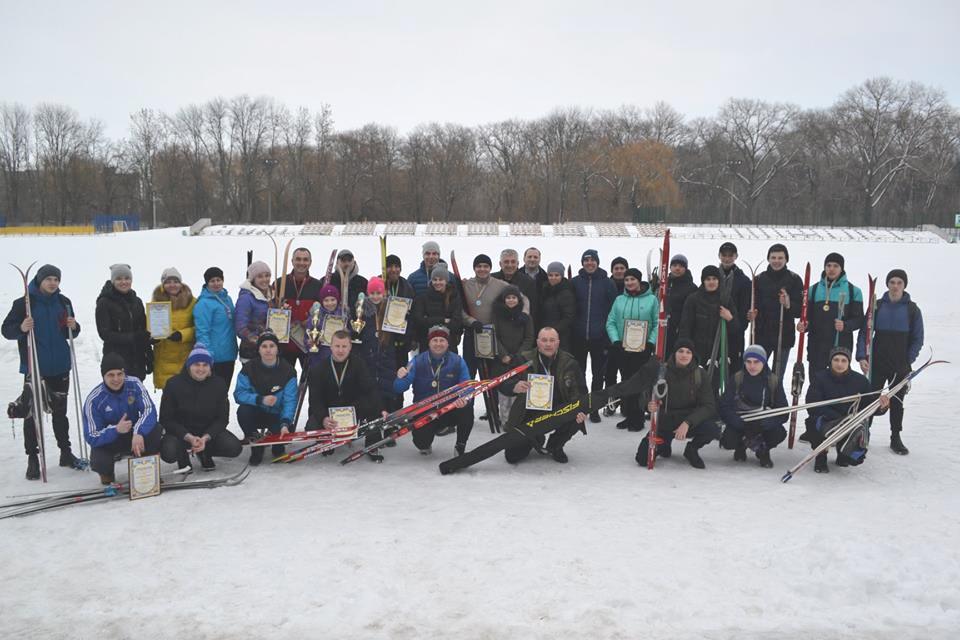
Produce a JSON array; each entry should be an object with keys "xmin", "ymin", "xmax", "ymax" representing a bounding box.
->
[{"xmin": 0, "ymin": 77, "xmax": 957, "ymax": 229}]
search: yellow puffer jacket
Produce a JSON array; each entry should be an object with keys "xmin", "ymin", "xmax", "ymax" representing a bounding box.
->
[{"xmin": 151, "ymin": 284, "xmax": 196, "ymax": 389}]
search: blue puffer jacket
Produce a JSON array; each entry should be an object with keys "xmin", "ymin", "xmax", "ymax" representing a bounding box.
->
[
  {"xmin": 233, "ymin": 365, "xmax": 298, "ymax": 423},
  {"xmin": 805, "ymin": 368, "xmax": 871, "ymax": 423},
  {"xmin": 407, "ymin": 259, "xmax": 459, "ymax": 299},
  {"xmin": 82, "ymin": 377, "xmax": 157, "ymax": 447},
  {"xmin": 571, "ymin": 267, "xmax": 617, "ymax": 341},
  {"xmin": 194, "ymin": 285, "xmax": 238, "ymax": 363},
  {"xmin": 2, "ymin": 281, "xmax": 80, "ymax": 376},
  {"xmin": 856, "ymin": 292, "xmax": 924, "ymax": 369},
  {"xmin": 234, "ymin": 281, "xmax": 271, "ymax": 359},
  {"xmin": 394, "ymin": 350, "xmax": 470, "ymax": 402}
]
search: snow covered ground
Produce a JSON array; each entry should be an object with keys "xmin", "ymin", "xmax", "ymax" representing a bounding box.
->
[{"xmin": 1, "ymin": 228, "xmax": 958, "ymax": 639}]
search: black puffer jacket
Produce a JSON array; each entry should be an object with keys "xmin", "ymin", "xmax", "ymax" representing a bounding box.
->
[
  {"xmin": 678, "ymin": 286, "xmax": 741, "ymax": 365},
  {"xmin": 95, "ymin": 281, "xmax": 153, "ymax": 379},
  {"xmin": 411, "ymin": 284, "xmax": 464, "ymax": 351},
  {"xmin": 665, "ymin": 270, "xmax": 697, "ymax": 354},
  {"xmin": 538, "ymin": 278, "xmax": 576, "ymax": 349},
  {"xmin": 159, "ymin": 371, "xmax": 229, "ymax": 439}
]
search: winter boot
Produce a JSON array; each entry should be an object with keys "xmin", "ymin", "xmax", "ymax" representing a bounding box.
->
[
  {"xmin": 890, "ymin": 432, "xmax": 909, "ymax": 455},
  {"xmin": 59, "ymin": 449, "xmax": 79, "ymax": 469},
  {"xmin": 733, "ymin": 443, "xmax": 747, "ymax": 462},
  {"xmin": 756, "ymin": 448, "xmax": 773, "ymax": 468},
  {"xmin": 549, "ymin": 446, "xmax": 569, "ymax": 463},
  {"xmin": 635, "ymin": 437, "xmax": 650, "ymax": 466},
  {"xmin": 455, "ymin": 442, "xmax": 466, "ymax": 456},
  {"xmin": 657, "ymin": 441, "xmax": 672, "ymax": 458},
  {"xmin": 176, "ymin": 450, "xmax": 192, "ymax": 471},
  {"xmin": 814, "ymin": 452, "xmax": 829, "ymax": 473},
  {"xmin": 25, "ymin": 454, "xmax": 40, "ymax": 480},
  {"xmin": 199, "ymin": 451, "xmax": 216, "ymax": 471},
  {"xmin": 249, "ymin": 446, "xmax": 265, "ymax": 466},
  {"xmin": 419, "ymin": 446, "xmax": 432, "ymax": 456},
  {"xmin": 589, "ymin": 410, "xmax": 602, "ymax": 424},
  {"xmin": 99, "ymin": 471, "xmax": 115, "ymax": 485},
  {"xmin": 683, "ymin": 443, "xmax": 705, "ymax": 469},
  {"xmin": 367, "ymin": 449, "xmax": 384, "ymax": 463},
  {"xmin": 616, "ymin": 418, "xmax": 630, "ymax": 430}
]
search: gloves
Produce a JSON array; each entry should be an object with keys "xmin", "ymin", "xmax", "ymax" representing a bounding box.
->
[
  {"xmin": 612, "ymin": 341, "xmax": 623, "ymax": 351},
  {"xmin": 136, "ymin": 330, "xmax": 152, "ymax": 345},
  {"xmin": 167, "ymin": 331, "xmax": 182, "ymax": 342},
  {"xmin": 471, "ymin": 320, "xmax": 484, "ymax": 334}
]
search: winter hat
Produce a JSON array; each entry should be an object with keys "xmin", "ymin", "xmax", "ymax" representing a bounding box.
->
[
  {"xmin": 257, "ymin": 332, "xmax": 280, "ymax": 349},
  {"xmin": 203, "ymin": 267, "xmax": 224, "ymax": 283},
  {"xmin": 701, "ymin": 265, "xmax": 722, "ymax": 282},
  {"xmin": 431, "ymin": 265, "xmax": 450, "ymax": 283},
  {"xmin": 319, "ymin": 284, "xmax": 340, "ymax": 302},
  {"xmin": 501, "ymin": 285, "xmax": 522, "ymax": 302},
  {"xmin": 100, "ymin": 352, "xmax": 126, "ymax": 376},
  {"xmin": 110, "ymin": 263, "xmax": 132, "ymax": 281},
  {"xmin": 160, "ymin": 267, "xmax": 182, "ymax": 284},
  {"xmin": 767, "ymin": 243, "xmax": 789, "ymax": 262},
  {"xmin": 624, "ymin": 267, "xmax": 644, "ymax": 283},
  {"xmin": 337, "ymin": 249, "xmax": 354, "ymax": 260},
  {"xmin": 743, "ymin": 345, "xmax": 768, "ymax": 365},
  {"xmin": 427, "ymin": 325, "xmax": 450, "ymax": 342},
  {"xmin": 473, "ymin": 253, "xmax": 492, "ymax": 268},
  {"xmin": 886, "ymin": 269, "xmax": 908, "ymax": 288},
  {"xmin": 367, "ymin": 277, "xmax": 386, "ymax": 295},
  {"xmin": 673, "ymin": 338, "xmax": 696, "ymax": 355},
  {"xmin": 385, "ymin": 254, "xmax": 402, "ymax": 269},
  {"xmin": 670, "ymin": 254, "xmax": 688, "ymax": 268},
  {"xmin": 829, "ymin": 345, "xmax": 852, "ymax": 362},
  {"xmin": 34, "ymin": 264, "xmax": 61, "ymax": 285},
  {"xmin": 581, "ymin": 249, "xmax": 600, "ymax": 264},
  {"xmin": 611, "ymin": 256, "xmax": 629, "ymax": 270},
  {"xmin": 422, "ymin": 240, "xmax": 440, "ymax": 255},
  {"xmin": 246, "ymin": 260, "xmax": 271, "ymax": 281},
  {"xmin": 186, "ymin": 343, "xmax": 214, "ymax": 368},
  {"xmin": 547, "ymin": 261, "xmax": 565, "ymax": 275},
  {"xmin": 719, "ymin": 241, "xmax": 738, "ymax": 255},
  {"xmin": 824, "ymin": 252, "xmax": 845, "ymax": 269}
]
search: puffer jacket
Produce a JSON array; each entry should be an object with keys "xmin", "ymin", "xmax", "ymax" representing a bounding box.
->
[
  {"xmin": 2, "ymin": 281, "xmax": 80, "ymax": 377},
  {"xmin": 150, "ymin": 284, "xmax": 196, "ymax": 389},
  {"xmin": 235, "ymin": 280, "xmax": 273, "ymax": 360},
  {"xmin": 539, "ymin": 278, "xmax": 576, "ymax": 349},
  {"xmin": 606, "ymin": 284, "xmax": 658, "ymax": 349},
  {"xmin": 490, "ymin": 286, "xmax": 535, "ymax": 377},
  {"xmin": 193, "ymin": 285, "xmax": 238, "ymax": 364},
  {"xmin": 95, "ymin": 281, "xmax": 152, "ymax": 380}
]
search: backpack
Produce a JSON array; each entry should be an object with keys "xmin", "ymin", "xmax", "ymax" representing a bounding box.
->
[
  {"xmin": 873, "ymin": 298, "xmax": 919, "ymax": 333},
  {"xmin": 732, "ymin": 370, "xmax": 779, "ymax": 409}
]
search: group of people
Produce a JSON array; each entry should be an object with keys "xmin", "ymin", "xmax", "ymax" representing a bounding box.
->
[{"xmin": 3, "ymin": 238, "xmax": 924, "ymax": 481}]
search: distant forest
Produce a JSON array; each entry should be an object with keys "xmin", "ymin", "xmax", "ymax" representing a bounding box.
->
[{"xmin": 1, "ymin": 77, "xmax": 957, "ymax": 229}]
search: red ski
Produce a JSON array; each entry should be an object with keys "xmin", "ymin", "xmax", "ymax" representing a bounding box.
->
[
  {"xmin": 864, "ymin": 275, "xmax": 878, "ymax": 383},
  {"xmin": 646, "ymin": 229, "xmax": 670, "ymax": 470},
  {"xmin": 787, "ymin": 262, "xmax": 811, "ymax": 449}
]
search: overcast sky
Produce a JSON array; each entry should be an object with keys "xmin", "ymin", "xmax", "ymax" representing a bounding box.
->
[{"xmin": 4, "ymin": 0, "xmax": 958, "ymax": 141}]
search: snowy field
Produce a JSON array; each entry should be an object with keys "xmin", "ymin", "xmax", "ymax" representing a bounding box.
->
[{"xmin": 1, "ymin": 228, "xmax": 958, "ymax": 639}]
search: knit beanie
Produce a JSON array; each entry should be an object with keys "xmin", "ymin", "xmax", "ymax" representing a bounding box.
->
[
  {"xmin": 367, "ymin": 277, "xmax": 386, "ymax": 295},
  {"xmin": 203, "ymin": 267, "xmax": 224, "ymax": 283},
  {"xmin": 427, "ymin": 325, "xmax": 450, "ymax": 342},
  {"xmin": 670, "ymin": 254, "xmax": 688, "ymax": 268},
  {"xmin": 701, "ymin": 265, "xmax": 722, "ymax": 282},
  {"xmin": 110, "ymin": 264, "xmax": 133, "ymax": 281},
  {"xmin": 319, "ymin": 284, "xmax": 340, "ymax": 301},
  {"xmin": 673, "ymin": 338, "xmax": 696, "ymax": 355},
  {"xmin": 829, "ymin": 345, "xmax": 852, "ymax": 362},
  {"xmin": 624, "ymin": 267, "xmax": 644, "ymax": 283},
  {"xmin": 35, "ymin": 264, "xmax": 62, "ymax": 285},
  {"xmin": 246, "ymin": 261, "xmax": 271, "ymax": 281},
  {"xmin": 767, "ymin": 243, "xmax": 790, "ymax": 262},
  {"xmin": 473, "ymin": 254, "xmax": 492, "ymax": 268},
  {"xmin": 186, "ymin": 343, "xmax": 214, "ymax": 368},
  {"xmin": 886, "ymin": 269, "xmax": 908, "ymax": 288},
  {"xmin": 824, "ymin": 252, "xmax": 845, "ymax": 269},
  {"xmin": 719, "ymin": 241, "xmax": 738, "ymax": 255},
  {"xmin": 422, "ymin": 241, "xmax": 440, "ymax": 255},
  {"xmin": 581, "ymin": 249, "xmax": 599, "ymax": 264},
  {"xmin": 386, "ymin": 254, "xmax": 402, "ymax": 269},
  {"xmin": 160, "ymin": 267, "xmax": 182, "ymax": 284},
  {"xmin": 100, "ymin": 352, "xmax": 126, "ymax": 375},
  {"xmin": 611, "ymin": 256, "xmax": 629, "ymax": 270},
  {"xmin": 743, "ymin": 344, "xmax": 768, "ymax": 365},
  {"xmin": 431, "ymin": 265, "xmax": 450, "ymax": 283},
  {"xmin": 547, "ymin": 261, "xmax": 565, "ymax": 275},
  {"xmin": 257, "ymin": 332, "xmax": 280, "ymax": 349}
]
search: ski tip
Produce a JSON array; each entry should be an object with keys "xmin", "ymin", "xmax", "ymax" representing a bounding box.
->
[{"xmin": 780, "ymin": 472, "xmax": 792, "ymax": 483}]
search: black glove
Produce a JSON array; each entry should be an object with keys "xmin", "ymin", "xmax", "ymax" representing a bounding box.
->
[
  {"xmin": 471, "ymin": 320, "xmax": 484, "ymax": 334},
  {"xmin": 136, "ymin": 330, "xmax": 152, "ymax": 345},
  {"xmin": 167, "ymin": 331, "xmax": 182, "ymax": 342},
  {"xmin": 612, "ymin": 341, "xmax": 623, "ymax": 351}
]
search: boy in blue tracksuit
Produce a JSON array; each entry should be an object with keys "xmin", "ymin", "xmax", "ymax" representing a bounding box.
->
[
  {"xmin": 394, "ymin": 325, "xmax": 470, "ymax": 455},
  {"xmin": 2, "ymin": 264, "xmax": 83, "ymax": 479},
  {"xmin": 83, "ymin": 353, "xmax": 159, "ymax": 483},
  {"xmin": 856, "ymin": 269, "xmax": 924, "ymax": 455}
]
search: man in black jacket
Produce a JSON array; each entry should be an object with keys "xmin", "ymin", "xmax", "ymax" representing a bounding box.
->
[
  {"xmin": 747, "ymin": 244, "xmax": 803, "ymax": 378},
  {"xmin": 492, "ymin": 249, "xmax": 537, "ymax": 312},
  {"xmin": 603, "ymin": 256, "xmax": 629, "ymax": 415},
  {"xmin": 95, "ymin": 263, "xmax": 153, "ymax": 380},
  {"xmin": 159, "ymin": 343, "xmax": 242, "ymax": 470},
  {"xmin": 718, "ymin": 242, "xmax": 752, "ymax": 368},
  {"xmin": 328, "ymin": 249, "xmax": 369, "ymax": 313},
  {"xmin": 384, "ymin": 254, "xmax": 416, "ymax": 366},
  {"xmin": 522, "ymin": 247, "xmax": 549, "ymax": 328},
  {"xmin": 664, "ymin": 254, "xmax": 697, "ymax": 356}
]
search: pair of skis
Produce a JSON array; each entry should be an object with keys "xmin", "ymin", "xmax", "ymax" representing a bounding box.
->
[
  {"xmin": 645, "ymin": 230, "xmax": 671, "ymax": 470},
  {"xmin": 787, "ymin": 262, "xmax": 812, "ymax": 448}
]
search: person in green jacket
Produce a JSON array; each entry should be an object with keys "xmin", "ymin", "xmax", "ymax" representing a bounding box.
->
[{"xmin": 605, "ymin": 268, "xmax": 658, "ymax": 431}]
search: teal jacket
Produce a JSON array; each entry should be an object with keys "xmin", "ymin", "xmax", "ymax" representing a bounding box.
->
[{"xmin": 606, "ymin": 287, "xmax": 658, "ymax": 347}]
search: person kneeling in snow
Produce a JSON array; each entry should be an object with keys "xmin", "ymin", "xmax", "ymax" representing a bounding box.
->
[
  {"xmin": 636, "ymin": 339, "xmax": 722, "ymax": 469},
  {"xmin": 159, "ymin": 343, "xmax": 242, "ymax": 471},
  {"xmin": 83, "ymin": 353, "xmax": 160, "ymax": 485},
  {"xmin": 500, "ymin": 327, "xmax": 589, "ymax": 464},
  {"xmin": 803, "ymin": 345, "xmax": 888, "ymax": 473},
  {"xmin": 393, "ymin": 325, "xmax": 471, "ymax": 456},
  {"xmin": 718, "ymin": 345, "xmax": 788, "ymax": 468},
  {"xmin": 233, "ymin": 333, "xmax": 298, "ymax": 466}
]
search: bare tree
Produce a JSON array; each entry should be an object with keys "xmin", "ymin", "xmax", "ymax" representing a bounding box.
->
[{"xmin": 0, "ymin": 103, "xmax": 32, "ymax": 223}]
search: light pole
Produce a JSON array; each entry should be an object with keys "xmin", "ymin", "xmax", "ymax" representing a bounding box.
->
[
  {"xmin": 152, "ymin": 193, "xmax": 162, "ymax": 229},
  {"xmin": 262, "ymin": 158, "xmax": 279, "ymax": 223}
]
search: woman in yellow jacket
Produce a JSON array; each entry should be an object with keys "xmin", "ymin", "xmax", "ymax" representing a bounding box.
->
[{"xmin": 151, "ymin": 267, "xmax": 196, "ymax": 389}]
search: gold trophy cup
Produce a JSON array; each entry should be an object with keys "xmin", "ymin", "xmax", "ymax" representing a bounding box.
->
[
  {"xmin": 350, "ymin": 293, "xmax": 366, "ymax": 343},
  {"xmin": 307, "ymin": 303, "xmax": 321, "ymax": 352}
]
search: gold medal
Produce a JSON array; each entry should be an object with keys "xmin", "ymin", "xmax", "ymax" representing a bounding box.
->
[
  {"xmin": 823, "ymin": 303, "xmax": 830, "ymax": 311},
  {"xmin": 431, "ymin": 380, "xmax": 438, "ymax": 388}
]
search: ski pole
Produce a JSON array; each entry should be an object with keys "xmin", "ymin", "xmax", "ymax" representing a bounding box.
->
[
  {"xmin": 834, "ymin": 292, "xmax": 846, "ymax": 347},
  {"xmin": 66, "ymin": 303, "xmax": 89, "ymax": 466}
]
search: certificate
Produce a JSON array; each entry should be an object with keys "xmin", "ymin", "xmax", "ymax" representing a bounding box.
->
[
  {"xmin": 145, "ymin": 302, "xmax": 172, "ymax": 339},
  {"xmin": 328, "ymin": 406, "xmax": 358, "ymax": 437},
  {"xmin": 623, "ymin": 319, "xmax": 650, "ymax": 353},
  {"xmin": 128, "ymin": 454, "xmax": 161, "ymax": 501},
  {"xmin": 475, "ymin": 325, "xmax": 497, "ymax": 359},
  {"xmin": 382, "ymin": 296, "xmax": 412, "ymax": 335},
  {"xmin": 525, "ymin": 373, "xmax": 555, "ymax": 411},
  {"xmin": 320, "ymin": 315, "xmax": 347, "ymax": 346},
  {"xmin": 267, "ymin": 308, "xmax": 292, "ymax": 343}
]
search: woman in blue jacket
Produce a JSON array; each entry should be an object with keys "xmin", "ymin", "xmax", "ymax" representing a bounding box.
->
[
  {"xmin": 194, "ymin": 266, "xmax": 238, "ymax": 384},
  {"xmin": 233, "ymin": 333, "xmax": 298, "ymax": 465}
]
